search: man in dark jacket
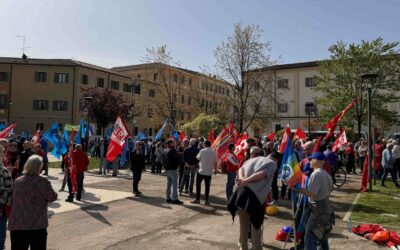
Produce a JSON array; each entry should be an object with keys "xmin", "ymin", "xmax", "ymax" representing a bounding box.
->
[
  {"xmin": 131, "ymin": 141, "xmax": 146, "ymax": 196},
  {"xmin": 165, "ymin": 140, "xmax": 183, "ymax": 204},
  {"xmin": 18, "ymin": 141, "xmax": 33, "ymax": 175}
]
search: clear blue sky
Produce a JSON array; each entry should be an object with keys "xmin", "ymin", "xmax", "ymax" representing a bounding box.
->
[{"xmin": 1, "ymin": 0, "xmax": 399, "ymax": 71}]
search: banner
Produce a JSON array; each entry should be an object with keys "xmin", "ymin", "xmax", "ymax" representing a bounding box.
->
[{"xmin": 106, "ymin": 116, "xmax": 130, "ymax": 162}]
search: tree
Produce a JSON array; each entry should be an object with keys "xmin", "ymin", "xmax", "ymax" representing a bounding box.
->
[
  {"xmin": 214, "ymin": 22, "xmax": 275, "ymax": 133},
  {"xmin": 80, "ymin": 87, "xmax": 131, "ymax": 135},
  {"xmin": 182, "ymin": 113, "xmax": 224, "ymax": 137},
  {"xmin": 315, "ymin": 38, "xmax": 400, "ymax": 137}
]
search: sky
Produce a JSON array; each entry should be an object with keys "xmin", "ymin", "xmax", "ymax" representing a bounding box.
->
[{"xmin": 1, "ymin": 0, "xmax": 399, "ymax": 72}]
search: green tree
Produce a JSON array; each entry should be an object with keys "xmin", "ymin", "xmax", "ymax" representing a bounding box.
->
[
  {"xmin": 315, "ymin": 38, "xmax": 400, "ymax": 137},
  {"xmin": 182, "ymin": 113, "xmax": 224, "ymax": 137}
]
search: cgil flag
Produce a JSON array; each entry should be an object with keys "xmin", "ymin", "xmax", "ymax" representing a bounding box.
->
[
  {"xmin": 208, "ymin": 129, "xmax": 215, "ymax": 143},
  {"xmin": 212, "ymin": 126, "xmax": 236, "ymax": 164},
  {"xmin": 106, "ymin": 116, "xmax": 130, "ymax": 162},
  {"xmin": 280, "ymin": 136, "xmax": 302, "ymax": 187},
  {"xmin": 332, "ymin": 128, "xmax": 347, "ymax": 152},
  {"xmin": 294, "ymin": 127, "xmax": 306, "ymax": 140},
  {"xmin": 234, "ymin": 133, "xmax": 249, "ymax": 168},
  {"xmin": 0, "ymin": 124, "xmax": 17, "ymax": 139},
  {"xmin": 31, "ymin": 129, "xmax": 40, "ymax": 144}
]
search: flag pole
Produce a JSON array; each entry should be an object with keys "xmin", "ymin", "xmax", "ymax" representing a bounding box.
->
[{"xmin": 291, "ymin": 190, "xmax": 297, "ymax": 250}]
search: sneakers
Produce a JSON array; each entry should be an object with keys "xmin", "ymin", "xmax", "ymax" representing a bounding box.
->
[
  {"xmin": 204, "ymin": 200, "xmax": 210, "ymax": 205},
  {"xmin": 65, "ymin": 198, "xmax": 73, "ymax": 203},
  {"xmin": 166, "ymin": 199, "xmax": 172, "ymax": 203},
  {"xmin": 134, "ymin": 191, "xmax": 143, "ymax": 197},
  {"xmin": 172, "ymin": 199, "xmax": 183, "ymax": 205},
  {"xmin": 191, "ymin": 199, "xmax": 200, "ymax": 204},
  {"xmin": 268, "ymin": 199, "xmax": 278, "ymax": 205}
]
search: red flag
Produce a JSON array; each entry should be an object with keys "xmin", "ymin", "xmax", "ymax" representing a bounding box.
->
[
  {"xmin": 106, "ymin": 116, "xmax": 130, "ymax": 162},
  {"xmin": 0, "ymin": 124, "xmax": 17, "ymax": 139},
  {"xmin": 294, "ymin": 128, "xmax": 306, "ymax": 140},
  {"xmin": 360, "ymin": 155, "xmax": 369, "ymax": 192},
  {"xmin": 208, "ymin": 129, "xmax": 215, "ymax": 143},
  {"xmin": 323, "ymin": 97, "xmax": 358, "ymax": 140},
  {"xmin": 179, "ymin": 131, "xmax": 185, "ymax": 141},
  {"xmin": 31, "ymin": 129, "xmax": 40, "ymax": 144},
  {"xmin": 234, "ymin": 133, "xmax": 249, "ymax": 167},
  {"xmin": 332, "ymin": 128, "xmax": 347, "ymax": 152},
  {"xmin": 313, "ymin": 136, "xmax": 323, "ymax": 153},
  {"xmin": 227, "ymin": 121, "xmax": 239, "ymax": 142},
  {"xmin": 279, "ymin": 126, "xmax": 292, "ymax": 154},
  {"xmin": 212, "ymin": 127, "xmax": 236, "ymax": 164},
  {"xmin": 267, "ymin": 132, "xmax": 275, "ymax": 141}
]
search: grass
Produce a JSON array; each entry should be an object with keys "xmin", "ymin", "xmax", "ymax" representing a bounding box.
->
[
  {"xmin": 48, "ymin": 157, "xmax": 100, "ymax": 170},
  {"xmin": 351, "ymin": 179, "xmax": 400, "ymax": 227}
]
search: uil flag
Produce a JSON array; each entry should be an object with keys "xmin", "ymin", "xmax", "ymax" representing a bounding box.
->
[
  {"xmin": 294, "ymin": 127, "xmax": 306, "ymax": 140},
  {"xmin": 208, "ymin": 129, "xmax": 215, "ymax": 143},
  {"xmin": 106, "ymin": 116, "xmax": 130, "ymax": 162},
  {"xmin": 0, "ymin": 123, "xmax": 17, "ymax": 139},
  {"xmin": 280, "ymin": 137, "xmax": 302, "ymax": 187},
  {"xmin": 324, "ymin": 97, "xmax": 358, "ymax": 140},
  {"xmin": 31, "ymin": 129, "xmax": 40, "ymax": 144},
  {"xmin": 234, "ymin": 133, "xmax": 249, "ymax": 167},
  {"xmin": 279, "ymin": 126, "xmax": 292, "ymax": 154},
  {"xmin": 332, "ymin": 128, "xmax": 347, "ymax": 152}
]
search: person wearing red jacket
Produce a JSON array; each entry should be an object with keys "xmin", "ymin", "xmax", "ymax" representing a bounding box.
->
[
  {"xmin": 66, "ymin": 144, "xmax": 89, "ymax": 202},
  {"xmin": 225, "ymin": 143, "xmax": 239, "ymax": 201}
]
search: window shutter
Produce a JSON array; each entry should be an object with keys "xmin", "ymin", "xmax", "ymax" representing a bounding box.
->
[
  {"xmin": 33, "ymin": 100, "xmax": 37, "ymax": 110},
  {"xmin": 64, "ymin": 101, "xmax": 68, "ymax": 111},
  {"xmin": 54, "ymin": 73, "xmax": 58, "ymax": 83},
  {"xmin": 65, "ymin": 73, "xmax": 69, "ymax": 83}
]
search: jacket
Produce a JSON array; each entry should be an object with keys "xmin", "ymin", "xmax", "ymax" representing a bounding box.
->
[
  {"xmin": 166, "ymin": 147, "xmax": 178, "ymax": 171},
  {"xmin": 73, "ymin": 149, "xmax": 89, "ymax": 173},
  {"xmin": 0, "ymin": 164, "xmax": 12, "ymax": 205}
]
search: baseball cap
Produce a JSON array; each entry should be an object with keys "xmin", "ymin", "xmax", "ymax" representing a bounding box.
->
[{"xmin": 308, "ymin": 152, "xmax": 327, "ymax": 161}]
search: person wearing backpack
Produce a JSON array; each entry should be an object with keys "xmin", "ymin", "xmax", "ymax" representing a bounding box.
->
[{"xmin": 225, "ymin": 143, "xmax": 239, "ymax": 201}]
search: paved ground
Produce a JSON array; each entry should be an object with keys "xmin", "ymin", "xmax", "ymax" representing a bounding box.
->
[{"xmin": 5, "ymin": 163, "xmax": 387, "ymax": 250}]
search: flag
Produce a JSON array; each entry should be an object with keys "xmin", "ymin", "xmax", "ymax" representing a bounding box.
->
[
  {"xmin": 227, "ymin": 121, "xmax": 239, "ymax": 142},
  {"xmin": 31, "ymin": 129, "xmax": 40, "ymax": 144},
  {"xmin": 280, "ymin": 137, "xmax": 302, "ymax": 187},
  {"xmin": 155, "ymin": 118, "xmax": 168, "ymax": 141},
  {"xmin": 44, "ymin": 122, "xmax": 62, "ymax": 159},
  {"xmin": 212, "ymin": 126, "xmax": 236, "ymax": 164},
  {"xmin": 170, "ymin": 122, "xmax": 175, "ymax": 138},
  {"xmin": 208, "ymin": 129, "xmax": 215, "ymax": 143},
  {"xmin": 267, "ymin": 132, "xmax": 275, "ymax": 141},
  {"xmin": 106, "ymin": 116, "xmax": 130, "ymax": 162},
  {"xmin": 312, "ymin": 136, "xmax": 323, "ymax": 153},
  {"xmin": 137, "ymin": 131, "xmax": 146, "ymax": 140},
  {"xmin": 323, "ymin": 97, "xmax": 358, "ymax": 140},
  {"xmin": 294, "ymin": 128, "xmax": 306, "ymax": 140},
  {"xmin": 0, "ymin": 124, "xmax": 17, "ymax": 139},
  {"xmin": 75, "ymin": 118, "xmax": 84, "ymax": 144},
  {"xmin": 60, "ymin": 130, "xmax": 70, "ymax": 155},
  {"xmin": 234, "ymin": 133, "xmax": 249, "ymax": 167},
  {"xmin": 0, "ymin": 124, "xmax": 5, "ymax": 131},
  {"xmin": 179, "ymin": 131, "xmax": 186, "ymax": 141},
  {"xmin": 21, "ymin": 131, "xmax": 29, "ymax": 140},
  {"xmin": 332, "ymin": 128, "xmax": 347, "ymax": 152},
  {"xmin": 105, "ymin": 127, "xmax": 113, "ymax": 139},
  {"xmin": 174, "ymin": 131, "xmax": 179, "ymax": 141},
  {"xmin": 279, "ymin": 126, "xmax": 292, "ymax": 154},
  {"xmin": 119, "ymin": 142, "xmax": 129, "ymax": 167}
]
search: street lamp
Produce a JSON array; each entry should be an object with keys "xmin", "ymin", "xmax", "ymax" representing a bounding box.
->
[
  {"xmin": 361, "ymin": 73, "xmax": 379, "ymax": 192},
  {"xmin": 305, "ymin": 103, "xmax": 316, "ymax": 138},
  {"xmin": 83, "ymin": 96, "xmax": 95, "ymax": 153}
]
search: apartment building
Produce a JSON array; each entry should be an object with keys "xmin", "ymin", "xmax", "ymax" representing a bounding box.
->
[
  {"xmin": 112, "ymin": 63, "xmax": 234, "ymax": 135},
  {"xmin": 0, "ymin": 57, "xmax": 133, "ymax": 134}
]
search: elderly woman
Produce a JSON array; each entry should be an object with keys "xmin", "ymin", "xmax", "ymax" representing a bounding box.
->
[
  {"xmin": 0, "ymin": 145, "xmax": 12, "ymax": 249},
  {"xmin": 8, "ymin": 155, "xmax": 57, "ymax": 250}
]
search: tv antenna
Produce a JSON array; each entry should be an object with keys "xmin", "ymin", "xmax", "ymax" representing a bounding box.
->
[{"xmin": 16, "ymin": 35, "xmax": 32, "ymax": 56}]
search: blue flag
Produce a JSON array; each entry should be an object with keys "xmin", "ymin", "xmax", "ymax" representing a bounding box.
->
[
  {"xmin": 21, "ymin": 131, "xmax": 29, "ymax": 140},
  {"xmin": 137, "ymin": 131, "xmax": 145, "ymax": 140},
  {"xmin": 106, "ymin": 127, "xmax": 113, "ymax": 139},
  {"xmin": 60, "ymin": 130, "xmax": 70, "ymax": 155},
  {"xmin": 119, "ymin": 142, "xmax": 129, "ymax": 167},
  {"xmin": 155, "ymin": 118, "xmax": 168, "ymax": 141},
  {"xmin": 75, "ymin": 118, "xmax": 84, "ymax": 144},
  {"xmin": 44, "ymin": 122, "xmax": 62, "ymax": 159},
  {"xmin": 0, "ymin": 124, "xmax": 5, "ymax": 131},
  {"xmin": 174, "ymin": 131, "xmax": 179, "ymax": 141}
]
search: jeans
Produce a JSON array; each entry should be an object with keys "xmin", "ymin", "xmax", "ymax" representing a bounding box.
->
[
  {"xmin": 10, "ymin": 229, "xmax": 47, "ymax": 250},
  {"xmin": 180, "ymin": 167, "xmax": 196, "ymax": 193},
  {"xmin": 195, "ymin": 173, "xmax": 211, "ymax": 201},
  {"xmin": 67, "ymin": 172, "xmax": 84, "ymax": 200},
  {"xmin": 0, "ymin": 206, "xmax": 7, "ymax": 249},
  {"xmin": 226, "ymin": 172, "xmax": 236, "ymax": 200},
  {"xmin": 99, "ymin": 157, "xmax": 106, "ymax": 174},
  {"xmin": 381, "ymin": 167, "xmax": 399, "ymax": 186},
  {"xmin": 359, "ymin": 157, "xmax": 366, "ymax": 173},
  {"xmin": 238, "ymin": 210, "xmax": 262, "ymax": 250},
  {"xmin": 166, "ymin": 169, "xmax": 178, "ymax": 200},
  {"xmin": 304, "ymin": 227, "xmax": 329, "ymax": 250}
]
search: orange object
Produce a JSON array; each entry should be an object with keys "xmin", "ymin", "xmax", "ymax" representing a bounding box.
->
[{"xmin": 372, "ymin": 230, "xmax": 390, "ymax": 243}]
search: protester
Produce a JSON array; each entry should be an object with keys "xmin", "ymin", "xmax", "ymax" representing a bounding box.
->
[
  {"xmin": 180, "ymin": 138, "xmax": 198, "ymax": 196},
  {"xmin": 154, "ymin": 142, "xmax": 164, "ymax": 175},
  {"xmin": 177, "ymin": 140, "xmax": 187, "ymax": 190},
  {"xmin": 225, "ymin": 143, "xmax": 239, "ymax": 201},
  {"xmin": 97, "ymin": 137, "xmax": 107, "ymax": 175},
  {"xmin": 381, "ymin": 143, "xmax": 400, "ymax": 187},
  {"xmin": 324, "ymin": 144, "xmax": 338, "ymax": 172},
  {"xmin": 131, "ymin": 141, "xmax": 146, "ymax": 196},
  {"xmin": 192, "ymin": 140, "xmax": 217, "ymax": 205},
  {"xmin": 165, "ymin": 140, "xmax": 183, "ymax": 204},
  {"xmin": 227, "ymin": 147, "xmax": 277, "ymax": 250},
  {"xmin": 9, "ymin": 155, "xmax": 57, "ymax": 250},
  {"xmin": 294, "ymin": 152, "xmax": 334, "ymax": 250},
  {"xmin": 33, "ymin": 144, "xmax": 48, "ymax": 175},
  {"xmin": 343, "ymin": 142, "xmax": 356, "ymax": 174},
  {"xmin": 357, "ymin": 139, "xmax": 368, "ymax": 174},
  {"xmin": 392, "ymin": 139, "xmax": 400, "ymax": 180},
  {"xmin": 18, "ymin": 141, "xmax": 33, "ymax": 175},
  {"xmin": 295, "ymin": 140, "xmax": 306, "ymax": 162},
  {"xmin": 373, "ymin": 139, "xmax": 385, "ymax": 179},
  {"xmin": 0, "ymin": 145, "xmax": 12, "ymax": 249},
  {"xmin": 66, "ymin": 144, "xmax": 89, "ymax": 202}
]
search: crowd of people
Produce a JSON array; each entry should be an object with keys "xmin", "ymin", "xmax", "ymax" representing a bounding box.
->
[{"xmin": 0, "ymin": 130, "xmax": 400, "ymax": 249}]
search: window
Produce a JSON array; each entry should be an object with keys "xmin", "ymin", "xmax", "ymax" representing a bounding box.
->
[
  {"xmin": 254, "ymin": 81, "xmax": 260, "ymax": 91},
  {"xmin": 188, "ymin": 112, "xmax": 192, "ymax": 120},
  {"xmin": 277, "ymin": 103, "xmax": 288, "ymax": 113},
  {"xmin": 148, "ymin": 89, "xmax": 156, "ymax": 97},
  {"xmin": 173, "ymin": 74, "xmax": 178, "ymax": 83},
  {"xmin": 0, "ymin": 95, "xmax": 8, "ymax": 109},
  {"xmin": 173, "ymin": 93, "xmax": 177, "ymax": 103},
  {"xmin": 305, "ymin": 102, "xmax": 317, "ymax": 115},
  {"xmin": 181, "ymin": 95, "xmax": 185, "ymax": 104},
  {"xmin": 210, "ymin": 85, "xmax": 213, "ymax": 92},
  {"xmin": 277, "ymin": 79, "xmax": 288, "ymax": 89},
  {"xmin": 226, "ymin": 89, "xmax": 229, "ymax": 96},
  {"xmin": 136, "ymin": 74, "xmax": 142, "ymax": 79},
  {"xmin": 97, "ymin": 78, "xmax": 104, "ymax": 87},
  {"xmin": 53, "ymin": 101, "xmax": 68, "ymax": 111},
  {"xmin": 254, "ymin": 103, "xmax": 260, "ymax": 113},
  {"xmin": 153, "ymin": 73, "xmax": 158, "ymax": 81},
  {"xmin": 181, "ymin": 76, "xmax": 185, "ymax": 84},
  {"xmin": 305, "ymin": 77, "xmax": 315, "ymax": 88},
  {"xmin": 149, "ymin": 128, "xmax": 153, "ymax": 136},
  {"xmin": 123, "ymin": 83, "xmax": 131, "ymax": 92},
  {"xmin": 147, "ymin": 108, "xmax": 153, "ymax": 118},
  {"xmin": 54, "ymin": 73, "xmax": 68, "ymax": 83},
  {"xmin": 35, "ymin": 72, "xmax": 47, "ymax": 82},
  {"xmin": 188, "ymin": 97, "xmax": 191, "ymax": 105},
  {"xmin": 110, "ymin": 80, "xmax": 119, "ymax": 90},
  {"xmin": 33, "ymin": 100, "xmax": 49, "ymax": 110},
  {"xmin": 0, "ymin": 72, "xmax": 8, "ymax": 81},
  {"xmin": 36, "ymin": 123, "xmax": 44, "ymax": 131},
  {"xmin": 218, "ymin": 86, "xmax": 222, "ymax": 94},
  {"xmin": 82, "ymin": 74, "xmax": 89, "ymax": 85},
  {"xmin": 201, "ymin": 83, "xmax": 205, "ymax": 90},
  {"xmin": 180, "ymin": 111, "xmax": 184, "ymax": 120},
  {"xmin": 222, "ymin": 88, "xmax": 225, "ymax": 95},
  {"xmin": 201, "ymin": 99, "xmax": 205, "ymax": 107},
  {"xmin": 209, "ymin": 100, "xmax": 212, "ymax": 108},
  {"xmin": 135, "ymin": 83, "xmax": 141, "ymax": 94},
  {"xmin": 188, "ymin": 78, "xmax": 192, "ymax": 86}
]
